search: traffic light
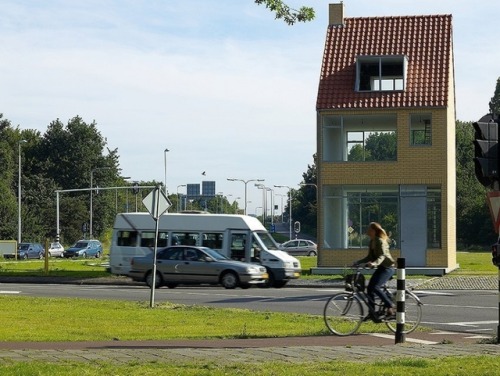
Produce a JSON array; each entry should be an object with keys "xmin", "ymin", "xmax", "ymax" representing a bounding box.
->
[
  {"xmin": 493, "ymin": 243, "xmax": 500, "ymax": 267},
  {"xmin": 473, "ymin": 114, "xmax": 499, "ymax": 187}
]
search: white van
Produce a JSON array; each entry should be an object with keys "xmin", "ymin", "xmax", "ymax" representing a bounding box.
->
[{"xmin": 110, "ymin": 212, "xmax": 301, "ymax": 288}]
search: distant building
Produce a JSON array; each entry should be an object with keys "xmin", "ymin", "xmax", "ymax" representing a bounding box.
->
[{"xmin": 315, "ymin": 3, "xmax": 456, "ymax": 274}]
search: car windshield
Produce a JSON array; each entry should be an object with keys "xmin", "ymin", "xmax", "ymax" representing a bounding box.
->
[
  {"xmin": 18, "ymin": 244, "xmax": 30, "ymax": 250},
  {"xmin": 254, "ymin": 231, "xmax": 280, "ymax": 250},
  {"xmin": 201, "ymin": 247, "xmax": 228, "ymax": 261},
  {"xmin": 73, "ymin": 242, "xmax": 88, "ymax": 248}
]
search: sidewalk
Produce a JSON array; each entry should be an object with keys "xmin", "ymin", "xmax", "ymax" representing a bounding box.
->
[{"xmin": 0, "ymin": 333, "xmax": 498, "ymax": 364}]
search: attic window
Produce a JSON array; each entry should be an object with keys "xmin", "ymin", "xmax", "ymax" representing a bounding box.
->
[{"xmin": 356, "ymin": 56, "xmax": 407, "ymax": 92}]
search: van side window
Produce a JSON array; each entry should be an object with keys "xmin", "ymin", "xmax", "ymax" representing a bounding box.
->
[
  {"xmin": 172, "ymin": 232, "xmax": 198, "ymax": 246},
  {"xmin": 141, "ymin": 232, "xmax": 168, "ymax": 247},
  {"xmin": 230, "ymin": 234, "xmax": 246, "ymax": 261},
  {"xmin": 117, "ymin": 231, "xmax": 138, "ymax": 247},
  {"xmin": 202, "ymin": 233, "xmax": 223, "ymax": 249}
]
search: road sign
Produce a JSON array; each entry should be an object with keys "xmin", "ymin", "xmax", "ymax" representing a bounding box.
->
[
  {"xmin": 486, "ymin": 191, "xmax": 500, "ymax": 233},
  {"xmin": 142, "ymin": 187, "xmax": 171, "ymax": 219}
]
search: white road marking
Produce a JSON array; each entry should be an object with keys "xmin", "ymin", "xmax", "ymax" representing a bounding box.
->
[
  {"xmin": 0, "ymin": 291, "xmax": 21, "ymax": 294},
  {"xmin": 421, "ymin": 320, "xmax": 497, "ymax": 327},
  {"xmin": 369, "ymin": 333, "xmax": 438, "ymax": 345},
  {"xmin": 411, "ymin": 290, "xmax": 455, "ymax": 296}
]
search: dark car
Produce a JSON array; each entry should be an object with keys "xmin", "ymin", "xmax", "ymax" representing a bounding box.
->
[
  {"xmin": 279, "ymin": 239, "xmax": 317, "ymax": 256},
  {"xmin": 63, "ymin": 240, "xmax": 103, "ymax": 258},
  {"xmin": 128, "ymin": 245, "xmax": 268, "ymax": 289},
  {"xmin": 3, "ymin": 243, "xmax": 45, "ymax": 260}
]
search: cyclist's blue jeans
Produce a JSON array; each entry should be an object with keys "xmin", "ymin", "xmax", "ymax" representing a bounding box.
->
[{"xmin": 367, "ymin": 266, "xmax": 395, "ymax": 311}]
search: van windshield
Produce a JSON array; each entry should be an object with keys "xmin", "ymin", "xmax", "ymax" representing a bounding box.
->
[{"xmin": 254, "ymin": 231, "xmax": 280, "ymax": 251}]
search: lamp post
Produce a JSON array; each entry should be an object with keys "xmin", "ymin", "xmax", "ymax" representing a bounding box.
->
[
  {"xmin": 227, "ymin": 178, "xmax": 264, "ymax": 215},
  {"xmin": 275, "ymin": 185, "xmax": 292, "ymax": 240},
  {"xmin": 255, "ymin": 183, "xmax": 266, "ymax": 223},
  {"xmin": 177, "ymin": 184, "xmax": 186, "ymax": 212},
  {"xmin": 266, "ymin": 187, "xmax": 274, "ymax": 225},
  {"xmin": 90, "ymin": 167, "xmax": 111, "ymax": 238},
  {"xmin": 18, "ymin": 140, "xmax": 27, "ymax": 245},
  {"xmin": 275, "ymin": 193, "xmax": 285, "ymax": 223},
  {"xmin": 164, "ymin": 148, "xmax": 170, "ymax": 194}
]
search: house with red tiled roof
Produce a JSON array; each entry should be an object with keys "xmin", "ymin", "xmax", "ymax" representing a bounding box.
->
[{"xmin": 314, "ymin": 3, "xmax": 456, "ymax": 274}]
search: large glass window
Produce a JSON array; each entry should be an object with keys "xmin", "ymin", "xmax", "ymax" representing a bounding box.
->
[
  {"xmin": 323, "ymin": 185, "xmax": 440, "ymax": 250},
  {"xmin": 322, "ymin": 114, "xmax": 397, "ymax": 162},
  {"xmin": 356, "ymin": 56, "xmax": 407, "ymax": 92}
]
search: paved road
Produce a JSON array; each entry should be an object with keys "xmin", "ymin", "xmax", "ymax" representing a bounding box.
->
[{"xmin": 1, "ymin": 282, "xmax": 497, "ymax": 336}]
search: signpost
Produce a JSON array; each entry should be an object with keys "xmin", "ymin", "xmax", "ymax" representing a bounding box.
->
[{"xmin": 142, "ymin": 186, "xmax": 172, "ymax": 308}]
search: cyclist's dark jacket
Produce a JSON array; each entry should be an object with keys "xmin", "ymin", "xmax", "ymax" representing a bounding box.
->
[{"xmin": 357, "ymin": 237, "xmax": 394, "ymax": 268}]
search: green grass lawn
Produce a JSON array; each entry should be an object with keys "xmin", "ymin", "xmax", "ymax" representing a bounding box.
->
[
  {"xmin": 455, "ymin": 251, "xmax": 498, "ymax": 275},
  {"xmin": 1, "ymin": 356, "xmax": 500, "ymax": 376},
  {"xmin": 0, "ymin": 257, "xmax": 110, "ymax": 277}
]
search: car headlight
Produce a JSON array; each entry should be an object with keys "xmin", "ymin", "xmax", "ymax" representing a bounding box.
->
[{"xmin": 245, "ymin": 267, "xmax": 259, "ymax": 274}]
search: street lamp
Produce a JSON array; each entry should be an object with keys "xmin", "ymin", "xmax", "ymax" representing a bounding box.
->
[
  {"xmin": 177, "ymin": 184, "xmax": 186, "ymax": 212},
  {"xmin": 90, "ymin": 167, "xmax": 111, "ymax": 238},
  {"xmin": 18, "ymin": 140, "xmax": 27, "ymax": 245},
  {"xmin": 164, "ymin": 148, "xmax": 170, "ymax": 194},
  {"xmin": 255, "ymin": 183, "xmax": 267, "ymax": 224},
  {"xmin": 274, "ymin": 185, "xmax": 292, "ymax": 240},
  {"xmin": 227, "ymin": 178, "xmax": 264, "ymax": 215},
  {"xmin": 275, "ymin": 193, "xmax": 286, "ymax": 223}
]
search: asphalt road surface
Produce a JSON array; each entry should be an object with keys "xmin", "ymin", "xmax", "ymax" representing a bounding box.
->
[{"xmin": 1, "ymin": 282, "xmax": 497, "ymax": 336}]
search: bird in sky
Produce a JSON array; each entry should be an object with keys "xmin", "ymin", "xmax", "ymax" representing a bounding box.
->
[{"xmin": 202, "ymin": 171, "xmax": 206, "ymax": 176}]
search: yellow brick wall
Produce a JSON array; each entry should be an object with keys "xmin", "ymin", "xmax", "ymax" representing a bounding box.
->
[{"xmin": 317, "ymin": 92, "xmax": 456, "ymax": 269}]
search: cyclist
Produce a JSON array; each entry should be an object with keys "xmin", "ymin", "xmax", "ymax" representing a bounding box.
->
[{"xmin": 354, "ymin": 222, "xmax": 396, "ymax": 319}]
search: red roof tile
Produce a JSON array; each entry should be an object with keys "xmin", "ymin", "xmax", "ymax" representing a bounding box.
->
[{"xmin": 317, "ymin": 15, "xmax": 453, "ymax": 110}]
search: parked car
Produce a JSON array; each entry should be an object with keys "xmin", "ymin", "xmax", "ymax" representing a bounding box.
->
[
  {"xmin": 279, "ymin": 239, "xmax": 317, "ymax": 256},
  {"xmin": 128, "ymin": 245, "xmax": 268, "ymax": 289},
  {"xmin": 3, "ymin": 243, "xmax": 45, "ymax": 260},
  {"xmin": 48, "ymin": 242, "xmax": 65, "ymax": 257},
  {"xmin": 63, "ymin": 240, "xmax": 103, "ymax": 258}
]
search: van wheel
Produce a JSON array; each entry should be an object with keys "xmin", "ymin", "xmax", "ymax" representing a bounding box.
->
[
  {"xmin": 145, "ymin": 271, "xmax": 163, "ymax": 288},
  {"xmin": 221, "ymin": 271, "xmax": 239, "ymax": 289},
  {"xmin": 273, "ymin": 280, "xmax": 288, "ymax": 288},
  {"xmin": 258, "ymin": 269, "xmax": 274, "ymax": 288}
]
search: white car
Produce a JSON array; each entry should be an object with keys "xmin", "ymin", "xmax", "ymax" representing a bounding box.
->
[{"xmin": 48, "ymin": 242, "xmax": 65, "ymax": 257}]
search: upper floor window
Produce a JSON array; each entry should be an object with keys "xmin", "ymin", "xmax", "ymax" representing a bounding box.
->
[
  {"xmin": 410, "ymin": 114, "xmax": 432, "ymax": 146},
  {"xmin": 356, "ymin": 56, "xmax": 407, "ymax": 92}
]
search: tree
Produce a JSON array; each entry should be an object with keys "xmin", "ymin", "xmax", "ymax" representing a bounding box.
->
[
  {"xmin": 254, "ymin": 0, "xmax": 315, "ymax": 25},
  {"xmin": 489, "ymin": 77, "xmax": 500, "ymax": 116}
]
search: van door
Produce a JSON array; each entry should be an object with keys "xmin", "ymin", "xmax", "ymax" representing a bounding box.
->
[{"xmin": 226, "ymin": 231, "xmax": 250, "ymax": 262}]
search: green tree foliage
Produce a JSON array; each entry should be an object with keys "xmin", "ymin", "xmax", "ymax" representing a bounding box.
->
[
  {"xmin": 456, "ymin": 120, "xmax": 493, "ymax": 247},
  {"xmin": 364, "ymin": 132, "xmax": 397, "ymax": 161},
  {"xmin": 489, "ymin": 77, "xmax": 500, "ymax": 116},
  {"xmin": 254, "ymin": 0, "xmax": 315, "ymax": 25}
]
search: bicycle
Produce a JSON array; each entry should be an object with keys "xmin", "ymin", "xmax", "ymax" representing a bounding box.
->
[{"xmin": 323, "ymin": 266, "xmax": 423, "ymax": 336}]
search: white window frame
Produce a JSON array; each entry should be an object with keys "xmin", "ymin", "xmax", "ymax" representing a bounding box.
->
[{"xmin": 355, "ymin": 55, "xmax": 407, "ymax": 92}]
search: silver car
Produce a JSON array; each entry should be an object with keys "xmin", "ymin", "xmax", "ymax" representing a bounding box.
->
[
  {"xmin": 128, "ymin": 246, "xmax": 268, "ymax": 289},
  {"xmin": 48, "ymin": 242, "xmax": 65, "ymax": 257},
  {"xmin": 279, "ymin": 239, "xmax": 317, "ymax": 256}
]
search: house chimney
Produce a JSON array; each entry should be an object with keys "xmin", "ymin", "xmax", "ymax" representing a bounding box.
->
[{"xmin": 329, "ymin": 2, "xmax": 345, "ymax": 26}]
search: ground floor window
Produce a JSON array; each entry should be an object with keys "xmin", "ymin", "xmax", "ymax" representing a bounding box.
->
[{"xmin": 323, "ymin": 185, "xmax": 441, "ymax": 250}]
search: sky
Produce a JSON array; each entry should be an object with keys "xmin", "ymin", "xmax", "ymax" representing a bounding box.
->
[{"xmin": 1, "ymin": 0, "xmax": 499, "ymax": 215}]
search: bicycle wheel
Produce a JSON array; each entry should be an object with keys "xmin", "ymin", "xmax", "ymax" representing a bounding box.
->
[
  {"xmin": 386, "ymin": 291, "xmax": 422, "ymax": 334},
  {"xmin": 324, "ymin": 292, "xmax": 364, "ymax": 336}
]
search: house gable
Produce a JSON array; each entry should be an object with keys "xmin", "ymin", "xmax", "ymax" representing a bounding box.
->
[{"xmin": 317, "ymin": 14, "xmax": 453, "ymax": 110}]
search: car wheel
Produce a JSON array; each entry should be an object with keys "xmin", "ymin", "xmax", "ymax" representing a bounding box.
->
[
  {"xmin": 220, "ymin": 271, "xmax": 239, "ymax": 289},
  {"xmin": 39, "ymin": 253, "xmax": 44, "ymax": 260},
  {"xmin": 82, "ymin": 252, "xmax": 87, "ymax": 259},
  {"xmin": 165, "ymin": 283, "xmax": 178, "ymax": 289},
  {"xmin": 308, "ymin": 251, "xmax": 317, "ymax": 256},
  {"xmin": 22, "ymin": 254, "xmax": 28, "ymax": 260},
  {"xmin": 145, "ymin": 271, "xmax": 163, "ymax": 288},
  {"xmin": 95, "ymin": 251, "xmax": 101, "ymax": 258}
]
